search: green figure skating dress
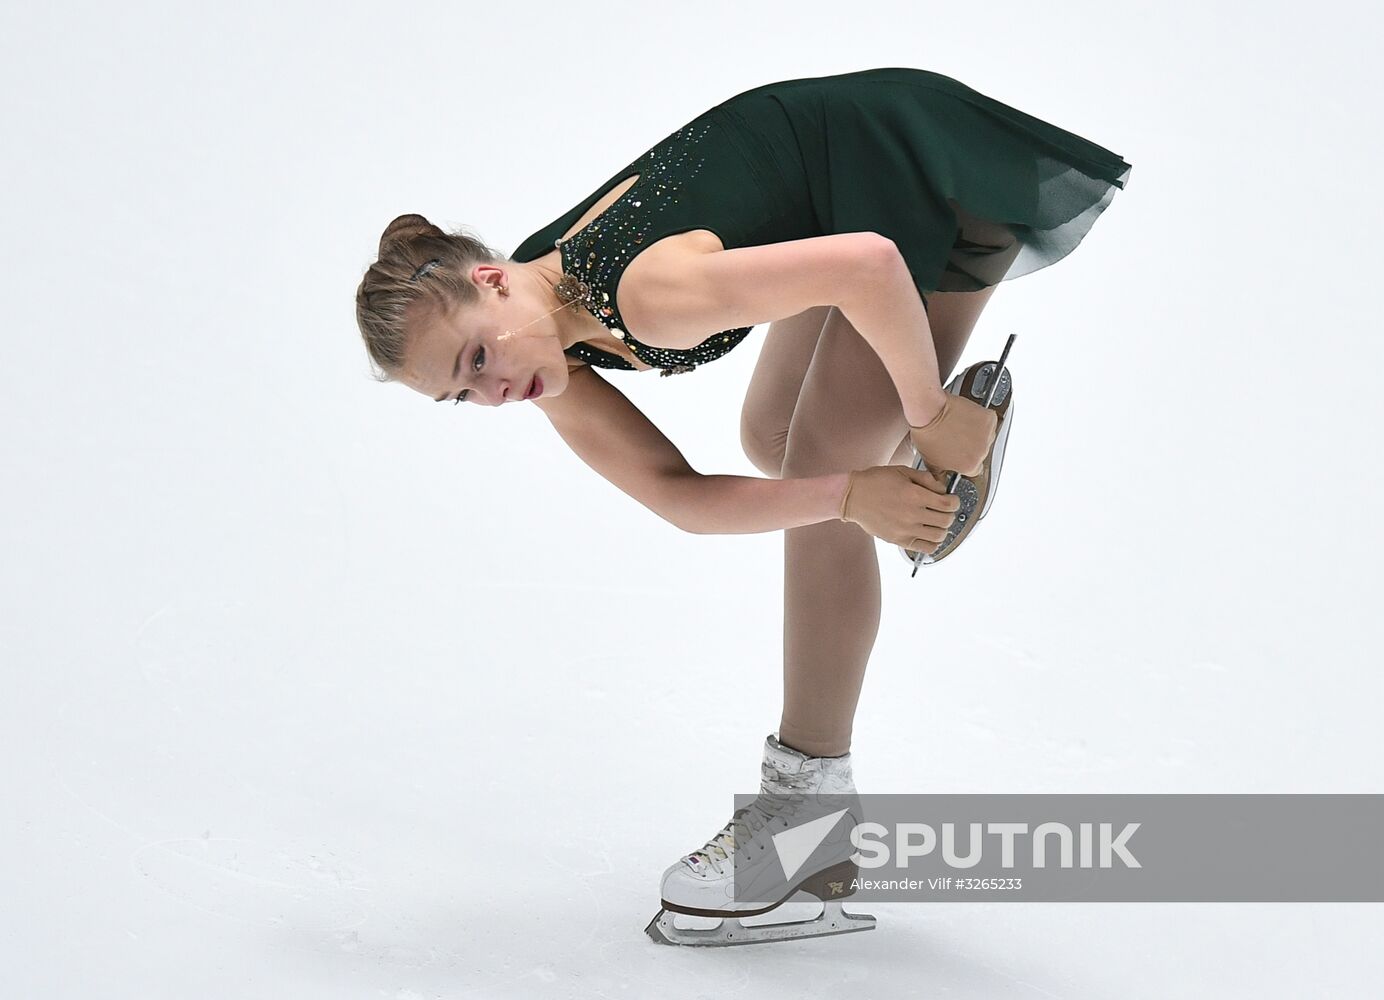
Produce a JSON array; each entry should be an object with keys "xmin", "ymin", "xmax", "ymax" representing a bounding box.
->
[{"xmin": 509, "ymin": 67, "xmax": 1133, "ymax": 377}]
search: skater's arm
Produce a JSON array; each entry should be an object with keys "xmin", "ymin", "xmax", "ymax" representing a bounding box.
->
[
  {"xmin": 830, "ymin": 245, "xmax": 950, "ymax": 427},
  {"xmin": 620, "ymin": 233, "xmax": 949, "ymax": 426},
  {"xmin": 535, "ymin": 365, "xmax": 698, "ymax": 531},
  {"xmin": 665, "ymin": 471, "xmax": 853, "ymax": 535},
  {"xmin": 536, "ymin": 366, "xmax": 849, "ymax": 534}
]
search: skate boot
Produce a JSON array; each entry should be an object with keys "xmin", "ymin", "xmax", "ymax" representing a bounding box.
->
[
  {"xmin": 900, "ymin": 345, "xmax": 1015, "ymax": 569},
  {"xmin": 644, "ymin": 733, "xmax": 876, "ymax": 947}
]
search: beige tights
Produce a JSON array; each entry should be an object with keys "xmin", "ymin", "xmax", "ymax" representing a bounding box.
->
[{"xmin": 740, "ymin": 284, "xmax": 1002, "ymax": 758}]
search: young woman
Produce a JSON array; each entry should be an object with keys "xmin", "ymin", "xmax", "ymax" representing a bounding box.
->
[{"xmin": 355, "ymin": 67, "xmax": 1132, "ymax": 945}]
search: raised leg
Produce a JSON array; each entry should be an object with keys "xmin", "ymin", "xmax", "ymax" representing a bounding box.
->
[{"xmin": 740, "ymin": 305, "xmax": 832, "ymax": 478}]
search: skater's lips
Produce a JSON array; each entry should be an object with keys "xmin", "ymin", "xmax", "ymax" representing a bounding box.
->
[{"xmin": 502, "ymin": 377, "xmax": 533, "ymax": 404}]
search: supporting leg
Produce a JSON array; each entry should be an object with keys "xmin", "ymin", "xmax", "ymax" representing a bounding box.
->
[
  {"xmin": 777, "ymin": 308, "xmax": 915, "ymax": 758},
  {"xmin": 779, "ymin": 285, "xmax": 1005, "ymax": 755}
]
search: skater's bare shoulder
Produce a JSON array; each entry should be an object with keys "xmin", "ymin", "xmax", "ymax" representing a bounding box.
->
[{"xmin": 533, "ymin": 365, "xmax": 699, "ymax": 529}]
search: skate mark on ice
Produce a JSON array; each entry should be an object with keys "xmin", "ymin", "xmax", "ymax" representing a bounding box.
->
[
  {"xmin": 979, "ymin": 633, "xmax": 1050, "ymax": 671},
  {"xmin": 128, "ymin": 836, "xmax": 373, "ymax": 932}
]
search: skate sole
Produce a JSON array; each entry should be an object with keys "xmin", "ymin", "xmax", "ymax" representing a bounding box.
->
[
  {"xmin": 654, "ymin": 857, "xmax": 861, "ymax": 918},
  {"xmin": 644, "ymin": 899, "xmax": 876, "ymax": 947}
]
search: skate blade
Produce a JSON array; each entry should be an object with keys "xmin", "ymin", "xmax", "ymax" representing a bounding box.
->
[{"xmin": 644, "ymin": 900, "xmax": 876, "ymax": 947}]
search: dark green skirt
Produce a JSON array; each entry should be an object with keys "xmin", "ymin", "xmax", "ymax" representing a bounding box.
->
[{"xmin": 710, "ymin": 67, "xmax": 1134, "ymax": 300}]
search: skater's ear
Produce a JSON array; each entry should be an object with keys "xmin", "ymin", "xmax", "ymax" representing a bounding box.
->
[{"xmin": 618, "ymin": 233, "xmax": 897, "ymax": 349}]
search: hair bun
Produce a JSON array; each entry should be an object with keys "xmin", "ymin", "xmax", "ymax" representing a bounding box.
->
[{"xmin": 379, "ymin": 213, "xmax": 443, "ymax": 251}]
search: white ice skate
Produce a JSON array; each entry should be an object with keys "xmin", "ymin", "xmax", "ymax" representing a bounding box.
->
[
  {"xmin": 644, "ymin": 734, "xmax": 876, "ymax": 947},
  {"xmin": 900, "ymin": 333, "xmax": 1017, "ymax": 572}
]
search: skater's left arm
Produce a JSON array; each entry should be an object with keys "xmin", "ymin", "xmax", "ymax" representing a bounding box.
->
[{"xmin": 621, "ymin": 234, "xmax": 950, "ymax": 426}]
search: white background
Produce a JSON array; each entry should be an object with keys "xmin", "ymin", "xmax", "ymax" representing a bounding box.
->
[{"xmin": 3, "ymin": 1, "xmax": 1381, "ymax": 996}]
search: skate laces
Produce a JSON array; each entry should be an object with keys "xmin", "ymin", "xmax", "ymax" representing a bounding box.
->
[{"xmin": 684, "ymin": 768, "xmax": 818, "ymax": 874}]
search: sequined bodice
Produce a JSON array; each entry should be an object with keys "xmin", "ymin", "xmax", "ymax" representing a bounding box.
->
[{"xmin": 511, "ymin": 111, "xmax": 783, "ymax": 377}]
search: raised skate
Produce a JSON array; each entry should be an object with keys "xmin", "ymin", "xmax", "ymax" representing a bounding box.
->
[
  {"xmin": 644, "ymin": 734, "xmax": 876, "ymax": 947},
  {"xmin": 901, "ymin": 333, "xmax": 1017, "ymax": 573}
]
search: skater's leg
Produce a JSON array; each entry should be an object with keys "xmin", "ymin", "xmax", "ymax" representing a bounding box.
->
[
  {"xmin": 650, "ymin": 288, "xmax": 1007, "ymax": 941},
  {"xmin": 739, "ymin": 305, "xmax": 832, "ymax": 478},
  {"xmin": 780, "ymin": 287, "xmax": 1006, "ymax": 757},
  {"xmin": 743, "ymin": 289, "xmax": 999, "ymax": 475},
  {"xmin": 777, "ymin": 307, "xmax": 916, "ymax": 758}
]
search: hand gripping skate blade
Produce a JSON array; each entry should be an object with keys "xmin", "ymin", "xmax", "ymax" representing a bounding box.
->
[
  {"xmin": 899, "ymin": 334, "xmax": 1016, "ymax": 573},
  {"xmin": 645, "ymin": 901, "xmax": 876, "ymax": 947}
]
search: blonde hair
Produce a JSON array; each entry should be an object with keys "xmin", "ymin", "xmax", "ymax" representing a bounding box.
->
[{"xmin": 355, "ymin": 213, "xmax": 510, "ymax": 382}]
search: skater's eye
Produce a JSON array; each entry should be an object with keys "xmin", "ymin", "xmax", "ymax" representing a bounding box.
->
[{"xmin": 452, "ymin": 347, "xmax": 486, "ymax": 404}]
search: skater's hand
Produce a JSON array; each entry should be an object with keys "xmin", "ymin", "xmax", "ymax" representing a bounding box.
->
[
  {"xmin": 838, "ymin": 465, "xmax": 960, "ymax": 552},
  {"xmin": 909, "ymin": 394, "xmax": 997, "ymax": 478}
]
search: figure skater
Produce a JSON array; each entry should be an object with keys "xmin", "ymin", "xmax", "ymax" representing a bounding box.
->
[{"xmin": 354, "ymin": 67, "xmax": 1132, "ymax": 946}]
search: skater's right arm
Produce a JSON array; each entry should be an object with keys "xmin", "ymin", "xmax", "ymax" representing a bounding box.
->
[
  {"xmin": 535, "ymin": 366, "xmax": 851, "ymax": 534},
  {"xmin": 534, "ymin": 364, "xmax": 701, "ymax": 532}
]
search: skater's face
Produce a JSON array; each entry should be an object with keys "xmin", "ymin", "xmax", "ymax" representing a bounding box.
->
[{"xmin": 396, "ymin": 263, "xmax": 573, "ymax": 406}]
